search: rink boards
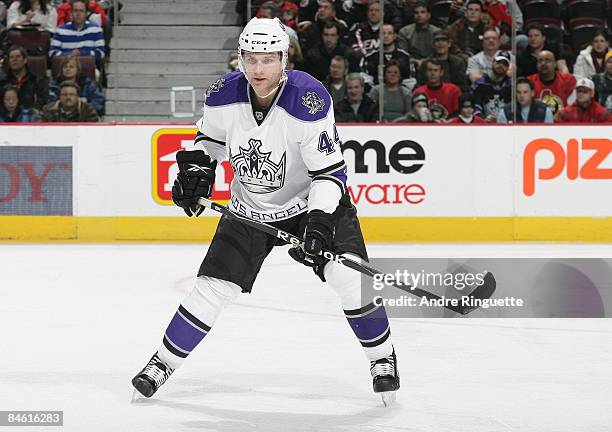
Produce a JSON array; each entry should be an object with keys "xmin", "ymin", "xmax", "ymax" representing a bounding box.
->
[{"xmin": 0, "ymin": 123, "xmax": 610, "ymax": 242}]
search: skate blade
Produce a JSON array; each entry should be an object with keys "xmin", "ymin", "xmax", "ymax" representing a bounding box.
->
[{"xmin": 381, "ymin": 391, "xmax": 397, "ymax": 407}]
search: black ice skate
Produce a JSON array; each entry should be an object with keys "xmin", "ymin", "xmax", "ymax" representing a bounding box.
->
[
  {"xmin": 131, "ymin": 353, "xmax": 174, "ymax": 399},
  {"xmin": 370, "ymin": 348, "xmax": 400, "ymax": 406}
]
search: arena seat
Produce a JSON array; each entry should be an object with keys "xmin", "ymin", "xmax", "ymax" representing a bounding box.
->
[
  {"xmin": 566, "ymin": 0, "xmax": 606, "ymax": 19},
  {"xmin": 6, "ymin": 30, "xmax": 52, "ymax": 56},
  {"xmin": 429, "ymin": 0, "xmax": 453, "ymax": 27},
  {"xmin": 568, "ymin": 17, "xmax": 605, "ymax": 52},
  {"xmin": 519, "ymin": 0, "xmax": 561, "ymax": 21}
]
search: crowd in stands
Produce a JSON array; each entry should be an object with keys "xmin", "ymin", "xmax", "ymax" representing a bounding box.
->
[
  {"xmin": 0, "ymin": 0, "xmax": 113, "ymax": 122},
  {"xmin": 240, "ymin": 0, "xmax": 612, "ymax": 123},
  {"xmin": 2, "ymin": 0, "xmax": 611, "ymax": 124}
]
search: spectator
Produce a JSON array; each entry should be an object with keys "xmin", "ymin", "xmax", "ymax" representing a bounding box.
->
[
  {"xmin": 501, "ymin": 0, "xmax": 522, "ymax": 30},
  {"xmin": 382, "ymin": 0, "xmax": 412, "ymax": 31},
  {"xmin": 258, "ymin": 7, "xmax": 298, "ymax": 39},
  {"xmin": 498, "ymin": 77, "xmax": 554, "ymax": 123},
  {"xmin": 592, "ymin": 51, "xmax": 612, "ymax": 112},
  {"xmin": 56, "ymin": 0, "xmax": 105, "ymax": 27},
  {"xmin": 517, "ymin": 22, "xmax": 567, "ymax": 77},
  {"xmin": 528, "ymin": 50, "xmax": 576, "ymax": 116},
  {"xmin": 397, "ymin": 1, "xmax": 440, "ymax": 62},
  {"xmin": 449, "ymin": 93, "xmax": 484, "ymax": 123},
  {"xmin": 7, "ymin": 0, "xmax": 57, "ymax": 32},
  {"xmin": 257, "ymin": 1, "xmax": 280, "ymax": 18},
  {"xmin": 227, "ymin": 52, "xmax": 239, "ymax": 72},
  {"xmin": 334, "ymin": 72, "xmax": 379, "ymax": 122},
  {"xmin": 281, "ymin": 2, "xmax": 299, "ymax": 29},
  {"xmin": 297, "ymin": 0, "xmax": 321, "ymax": 25},
  {"xmin": 417, "ymin": 30, "xmax": 467, "ymax": 91},
  {"xmin": 334, "ymin": 0, "xmax": 361, "ymax": 28},
  {"xmin": 49, "ymin": 0, "xmax": 105, "ymax": 62},
  {"xmin": 398, "ymin": 92, "xmax": 434, "ymax": 122},
  {"xmin": 349, "ymin": 0, "xmax": 382, "ymax": 57},
  {"xmin": 0, "ymin": 84, "xmax": 40, "ymax": 122},
  {"xmin": 448, "ymin": 0, "xmax": 465, "ymax": 24},
  {"xmin": 0, "ymin": 2, "xmax": 6, "ymax": 34},
  {"xmin": 448, "ymin": 0, "xmax": 486, "ymax": 61},
  {"xmin": 343, "ymin": 0, "xmax": 405, "ymax": 29},
  {"xmin": 256, "ymin": 0, "xmax": 295, "ymax": 19},
  {"xmin": 286, "ymin": 35, "xmax": 306, "ymax": 71},
  {"xmin": 363, "ymin": 23, "xmax": 412, "ymax": 85},
  {"xmin": 573, "ymin": 30, "xmax": 611, "ymax": 81},
  {"xmin": 298, "ymin": 0, "xmax": 349, "ymax": 54},
  {"xmin": 48, "ymin": 55, "xmax": 105, "ymax": 115},
  {"xmin": 258, "ymin": 3, "xmax": 299, "ymax": 44},
  {"xmin": 0, "ymin": 45, "xmax": 47, "ymax": 109},
  {"xmin": 501, "ymin": 0, "xmax": 527, "ymax": 50},
  {"xmin": 481, "ymin": 0, "xmax": 511, "ymax": 36},
  {"xmin": 368, "ymin": 60, "xmax": 411, "ymax": 121},
  {"xmin": 413, "ymin": 58, "xmax": 461, "ymax": 119},
  {"xmin": 40, "ymin": 81, "xmax": 99, "ymax": 122},
  {"xmin": 304, "ymin": 21, "xmax": 359, "ymax": 81},
  {"xmin": 557, "ymin": 78, "xmax": 610, "ymax": 123},
  {"xmin": 323, "ymin": 55, "xmax": 349, "ymax": 106},
  {"xmin": 466, "ymin": 28, "xmax": 513, "ymax": 83},
  {"xmin": 470, "ymin": 50, "xmax": 511, "ymax": 122}
]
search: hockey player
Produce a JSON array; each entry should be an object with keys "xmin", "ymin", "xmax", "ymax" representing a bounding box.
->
[{"xmin": 132, "ymin": 17, "xmax": 399, "ymax": 405}]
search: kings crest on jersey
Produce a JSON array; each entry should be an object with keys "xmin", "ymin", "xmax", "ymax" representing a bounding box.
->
[{"xmin": 196, "ymin": 69, "xmax": 347, "ymax": 222}]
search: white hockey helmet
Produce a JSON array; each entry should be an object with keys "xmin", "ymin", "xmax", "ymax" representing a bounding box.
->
[{"xmin": 238, "ymin": 17, "xmax": 290, "ymax": 71}]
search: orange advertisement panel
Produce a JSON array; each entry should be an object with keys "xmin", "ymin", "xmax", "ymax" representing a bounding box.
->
[{"xmin": 151, "ymin": 128, "xmax": 233, "ymax": 205}]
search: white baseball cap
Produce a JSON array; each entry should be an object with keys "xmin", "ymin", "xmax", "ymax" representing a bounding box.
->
[{"xmin": 575, "ymin": 77, "xmax": 594, "ymax": 92}]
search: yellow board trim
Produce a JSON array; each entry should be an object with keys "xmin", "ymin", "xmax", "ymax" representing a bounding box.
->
[{"xmin": 1, "ymin": 216, "xmax": 612, "ymax": 242}]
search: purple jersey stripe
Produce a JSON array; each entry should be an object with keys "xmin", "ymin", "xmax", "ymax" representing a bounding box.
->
[
  {"xmin": 329, "ymin": 167, "xmax": 347, "ymax": 187},
  {"xmin": 345, "ymin": 305, "xmax": 390, "ymax": 342},
  {"xmin": 164, "ymin": 311, "xmax": 208, "ymax": 353}
]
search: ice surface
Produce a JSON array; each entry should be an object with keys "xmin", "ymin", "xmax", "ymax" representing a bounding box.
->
[{"xmin": 1, "ymin": 243, "xmax": 611, "ymax": 431}]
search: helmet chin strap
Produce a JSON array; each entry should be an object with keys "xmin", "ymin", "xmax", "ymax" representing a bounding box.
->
[{"xmin": 249, "ymin": 72, "xmax": 288, "ymax": 100}]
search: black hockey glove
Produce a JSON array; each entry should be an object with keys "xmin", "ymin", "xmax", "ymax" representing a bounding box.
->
[
  {"xmin": 288, "ymin": 210, "xmax": 336, "ymax": 281},
  {"xmin": 171, "ymin": 149, "xmax": 217, "ymax": 217}
]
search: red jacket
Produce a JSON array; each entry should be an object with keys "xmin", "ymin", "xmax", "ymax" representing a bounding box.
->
[
  {"xmin": 528, "ymin": 71, "xmax": 576, "ymax": 114},
  {"xmin": 557, "ymin": 101, "xmax": 611, "ymax": 123},
  {"xmin": 256, "ymin": 1, "xmax": 297, "ymax": 19},
  {"xmin": 413, "ymin": 83, "xmax": 461, "ymax": 117},
  {"xmin": 483, "ymin": 2, "xmax": 512, "ymax": 32},
  {"xmin": 57, "ymin": 1, "xmax": 107, "ymax": 27}
]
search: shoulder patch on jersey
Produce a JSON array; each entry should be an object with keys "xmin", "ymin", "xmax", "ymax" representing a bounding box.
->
[
  {"xmin": 205, "ymin": 77, "xmax": 225, "ymax": 98},
  {"xmin": 204, "ymin": 71, "xmax": 249, "ymax": 107},
  {"xmin": 277, "ymin": 70, "xmax": 332, "ymax": 122},
  {"xmin": 301, "ymin": 91, "xmax": 325, "ymax": 115}
]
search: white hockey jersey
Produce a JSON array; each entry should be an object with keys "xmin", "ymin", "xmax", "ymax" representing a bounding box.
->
[{"xmin": 195, "ymin": 70, "xmax": 348, "ymax": 222}]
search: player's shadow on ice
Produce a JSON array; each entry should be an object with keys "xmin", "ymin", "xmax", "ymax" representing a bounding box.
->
[{"xmin": 137, "ymin": 373, "xmax": 403, "ymax": 432}]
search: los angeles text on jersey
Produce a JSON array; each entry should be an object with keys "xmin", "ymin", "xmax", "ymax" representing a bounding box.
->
[
  {"xmin": 230, "ymin": 195, "xmax": 308, "ymax": 221},
  {"xmin": 341, "ymin": 139, "xmax": 427, "ymax": 206}
]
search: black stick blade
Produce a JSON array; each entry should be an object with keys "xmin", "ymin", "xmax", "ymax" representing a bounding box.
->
[{"xmin": 457, "ymin": 271, "xmax": 497, "ymax": 315}]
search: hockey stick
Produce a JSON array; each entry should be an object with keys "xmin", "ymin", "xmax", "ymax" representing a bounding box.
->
[{"xmin": 197, "ymin": 198, "xmax": 496, "ymax": 315}]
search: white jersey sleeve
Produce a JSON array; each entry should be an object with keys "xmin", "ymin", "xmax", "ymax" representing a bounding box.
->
[{"xmin": 281, "ymin": 74, "xmax": 347, "ymax": 213}]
